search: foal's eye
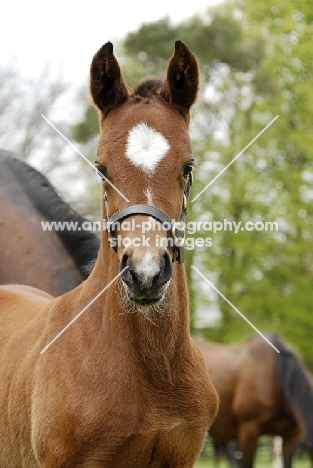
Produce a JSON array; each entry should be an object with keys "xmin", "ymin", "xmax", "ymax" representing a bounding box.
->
[
  {"xmin": 95, "ymin": 162, "xmax": 108, "ymax": 180},
  {"xmin": 182, "ymin": 164, "xmax": 193, "ymax": 179}
]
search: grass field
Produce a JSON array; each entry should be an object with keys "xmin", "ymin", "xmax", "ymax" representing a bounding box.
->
[
  {"xmin": 195, "ymin": 455, "xmax": 310, "ymax": 468},
  {"xmin": 194, "ymin": 437, "xmax": 311, "ymax": 468}
]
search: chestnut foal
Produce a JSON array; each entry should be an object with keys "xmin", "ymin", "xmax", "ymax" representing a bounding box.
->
[{"xmin": 0, "ymin": 41, "xmax": 218, "ymax": 467}]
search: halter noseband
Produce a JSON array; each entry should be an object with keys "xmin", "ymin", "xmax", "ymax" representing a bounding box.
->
[{"xmin": 103, "ymin": 174, "xmax": 192, "ymax": 264}]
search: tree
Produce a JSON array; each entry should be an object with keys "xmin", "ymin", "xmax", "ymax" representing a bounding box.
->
[
  {"xmin": 195, "ymin": 0, "xmax": 313, "ymax": 368},
  {"xmin": 0, "ymin": 62, "xmax": 69, "ymax": 172}
]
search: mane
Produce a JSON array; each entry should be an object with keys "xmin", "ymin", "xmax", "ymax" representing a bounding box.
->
[
  {"xmin": 0, "ymin": 150, "xmax": 100, "ymax": 278},
  {"xmin": 269, "ymin": 332, "xmax": 313, "ymax": 448}
]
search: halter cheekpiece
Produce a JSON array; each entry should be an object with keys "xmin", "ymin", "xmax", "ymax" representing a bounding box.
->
[{"xmin": 103, "ymin": 173, "xmax": 192, "ymax": 264}]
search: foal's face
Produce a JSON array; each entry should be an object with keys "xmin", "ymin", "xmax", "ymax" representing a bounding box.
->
[
  {"xmin": 90, "ymin": 40, "xmax": 199, "ymax": 306},
  {"xmin": 97, "ymin": 98, "xmax": 193, "ymax": 305}
]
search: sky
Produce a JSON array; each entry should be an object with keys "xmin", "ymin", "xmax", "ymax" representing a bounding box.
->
[{"xmin": 1, "ymin": 0, "xmax": 222, "ymax": 86}]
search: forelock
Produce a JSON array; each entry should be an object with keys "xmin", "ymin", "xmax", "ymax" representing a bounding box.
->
[{"xmin": 132, "ymin": 78, "xmax": 163, "ymax": 98}]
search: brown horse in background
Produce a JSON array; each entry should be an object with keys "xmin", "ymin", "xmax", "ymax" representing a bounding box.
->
[
  {"xmin": 0, "ymin": 41, "xmax": 218, "ymax": 467},
  {"xmin": 197, "ymin": 333, "xmax": 313, "ymax": 468},
  {"xmin": 0, "ymin": 149, "xmax": 99, "ymax": 295}
]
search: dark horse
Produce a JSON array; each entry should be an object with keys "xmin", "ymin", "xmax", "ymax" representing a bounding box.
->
[
  {"xmin": 197, "ymin": 333, "xmax": 313, "ymax": 468},
  {"xmin": 0, "ymin": 41, "xmax": 218, "ymax": 466},
  {"xmin": 0, "ymin": 149, "xmax": 99, "ymax": 295}
]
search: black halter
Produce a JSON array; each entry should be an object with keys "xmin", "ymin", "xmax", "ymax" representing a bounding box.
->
[{"xmin": 103, "ymin": 173, "xmax": 192, "ymax": 264}]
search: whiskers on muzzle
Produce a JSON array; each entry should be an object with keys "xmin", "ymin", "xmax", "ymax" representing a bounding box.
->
[{"xmin": 116, "ymin": 278, "xmax": 173, "ymax": 326}]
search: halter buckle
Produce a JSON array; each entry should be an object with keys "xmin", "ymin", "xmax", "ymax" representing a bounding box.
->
[{"xmin": 172, "ymin": 221, "xmax": 185, "ymax": 247}]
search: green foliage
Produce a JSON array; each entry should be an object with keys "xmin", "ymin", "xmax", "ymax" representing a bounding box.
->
[
  {"xmin": 125, "ymin": 17, "xmax": 177, "ymax": 65},
  {"xmin": 124, "ymin": 9, "xmax": 264, "ymax": 79},
  {"xmin": 72, "ymin": 105, "xmax": 99, "ymax": 144},
  {"xmin": 195, "ymin": 0, "xmax": 313, "ymax": 368}
]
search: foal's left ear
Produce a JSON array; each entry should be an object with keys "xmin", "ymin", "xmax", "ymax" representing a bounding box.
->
[
  {"xmin": 161, "ymin": 40, "xmax": 199, "ymax": 122},
  {"xmin": 90, "ymin": 42, "xmax": 128, "ymax": 115}
]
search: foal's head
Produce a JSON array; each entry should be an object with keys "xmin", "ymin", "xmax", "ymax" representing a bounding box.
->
[{"xmin": 90, "ymin": 41, "xmax": 198, "ymax": 306}]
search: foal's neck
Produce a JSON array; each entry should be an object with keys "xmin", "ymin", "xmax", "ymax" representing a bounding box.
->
[{"xmin": 88, "ymin": 246, "xmax": 190, "ymax": 380}]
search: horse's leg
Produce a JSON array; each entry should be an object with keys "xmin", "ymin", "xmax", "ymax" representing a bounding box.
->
[
  {"xmin": 283, "ymin": 451, "xmax": 294, "ymax": 468},
  {"xmin": 212, "ymin": 439, "xmax": 222, "ymax": 468},
  {"xmin": 228, "ymin": 441, "xmax": 240, "ymax": 468},
  {"xmin": 282, "ymin": 433, "xmax": 300, "ymax": 468},
  {"xmin": 236, "ymin": 420, "xmax": 259, "ymax": 468},
  {"xmin": 308, "ymin": 448, "xmax": 313, "ymax": 468}
]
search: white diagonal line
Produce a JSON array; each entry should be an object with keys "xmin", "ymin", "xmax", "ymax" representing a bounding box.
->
[
  {"xmin": 40, "ymin": 267, "xmax": 128, "ymax": 354},
  {"xmin": 41, "ymin": 114, "xmax": 130, "ymax": 203},
  {"xmin": 192, "ymin": 115, "xmax": 279, "ymax": 202},
  {"xmin": 192, "ymin": 266, "xmax": 280, "ymax": 353}
]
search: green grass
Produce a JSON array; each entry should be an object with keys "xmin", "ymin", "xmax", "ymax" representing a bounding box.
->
[
  {"xmin": 195, "ymin": 455, "xmax": 310, "ymax": 468},
  {"xmin": 195, "ymin": 436, "xmax": 311, "ymax": 468}
]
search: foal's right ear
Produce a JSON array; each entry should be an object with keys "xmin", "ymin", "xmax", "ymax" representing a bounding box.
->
[
  {"xmin": 90, "ymin": 42, "xmax": 128, "ymax": 115},
  {"xmin": 161, "ymin": 40, "xmax": 199, "ymax": 123}
]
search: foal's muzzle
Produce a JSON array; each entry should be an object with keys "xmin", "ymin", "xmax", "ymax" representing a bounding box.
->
[{"xmin": 120, "ymin": 249, "xmax": 172, "ymax": 305}]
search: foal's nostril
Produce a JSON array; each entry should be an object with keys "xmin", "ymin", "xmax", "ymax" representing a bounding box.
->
[
  {"xmin": 120, "ymin": 250, "xmax": 172, "ymax": 291},
  {"xmin": 158, "ymin": 251, "xmax": 172, "ymax": 285},
  {"xmin": 120, "ymin": 252, "xmax": 133, "ymax": 286}
]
